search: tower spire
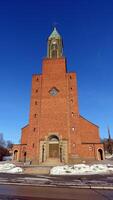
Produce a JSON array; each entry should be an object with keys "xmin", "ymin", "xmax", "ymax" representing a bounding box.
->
[{"xmin": 47, "ymin": 27, "xmax": 63, "ymax": 59}]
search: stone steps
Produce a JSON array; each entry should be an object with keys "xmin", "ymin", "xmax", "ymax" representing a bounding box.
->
[{"xmin": 40, "ymin": 158, "xmax": 63, "ymax": 166}]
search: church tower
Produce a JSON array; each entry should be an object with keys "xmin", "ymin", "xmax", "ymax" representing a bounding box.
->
[
  {"xmin": 13, "ymin": 28, "xmax": 104, "ymax": 164},
  {"xmin": 47, "ymin": 27, "xmax": 63, "ymax": 58}
]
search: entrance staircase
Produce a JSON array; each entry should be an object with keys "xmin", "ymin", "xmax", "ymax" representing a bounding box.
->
[{"xmin": 40, "ymin": 158, "xmax": 63, "ymax": 166}]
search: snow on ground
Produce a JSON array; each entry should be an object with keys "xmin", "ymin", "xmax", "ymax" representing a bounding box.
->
[
  {"xmin": 50, "ymin": 164, "xmax": 113, "ymax": 175},
  {"xmin": 105, "ymin": 154, "xmax": 113, "ymax": 159},
  {"xmin": 0, "ymin": 163, "xmax": 23, "ymax": 173}
]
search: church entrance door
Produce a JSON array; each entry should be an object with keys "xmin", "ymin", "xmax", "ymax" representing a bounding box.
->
[
  {"xmin": 49, "ymin": 143, "xmax": 59, "ymax": 158},
  {"xmin": 48, "ymin": 135, "xmax": 59, "ymax": 159}
]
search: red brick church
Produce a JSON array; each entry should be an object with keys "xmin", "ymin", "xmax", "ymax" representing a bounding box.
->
[{"xmin": 13, "ymin": 28, "xmax": 104, "ymax": 164}]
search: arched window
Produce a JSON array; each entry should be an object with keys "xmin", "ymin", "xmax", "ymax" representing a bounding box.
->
[
  {"xmin": 48, "ymin": 135, "xmax": 59, "ymax": 142},
  {"xmin": 51, "ymin": 50, "xmax": 57, "ymax": 58},
  {"xmin": 50, "ymin": 41, "xmax": 58, "ymax": 58}
]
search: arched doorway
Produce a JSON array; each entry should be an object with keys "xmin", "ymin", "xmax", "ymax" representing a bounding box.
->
[
  {"xmin": 48, "ymin": 135, "xmax": 59, "ymax": 158},
  {"xmin": 14, "ymin": 150, "xmax": 18, "ymax": 160},
  {"xmin": 98, "ymin": 149, "xmax": 103, "ymax": 160}
]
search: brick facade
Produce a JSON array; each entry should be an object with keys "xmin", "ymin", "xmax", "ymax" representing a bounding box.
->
[{"xmin": 13, "ymin": 29, "xmax": 104, "ymax": 164}]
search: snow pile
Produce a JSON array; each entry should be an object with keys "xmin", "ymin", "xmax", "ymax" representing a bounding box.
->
[
  {"xmin": 0, "ymin": 163, "xmax": 23, "ymax": 173},
  {"xmin": 50, "ymin": 164, "xmax": 113, "ymax": 175},
  {"xmin": 105, "ymin": 154, "xmax": 113, "ymax": 159}
]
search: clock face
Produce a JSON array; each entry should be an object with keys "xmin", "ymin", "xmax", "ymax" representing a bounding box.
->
[{"xmin": 49, "ymin": 87, "xmax": 59, "ymax": 96}]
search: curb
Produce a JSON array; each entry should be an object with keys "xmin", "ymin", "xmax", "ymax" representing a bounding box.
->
[{"xmin": 0, "ymin": 182, "xmax": 113, "ymax": 190}]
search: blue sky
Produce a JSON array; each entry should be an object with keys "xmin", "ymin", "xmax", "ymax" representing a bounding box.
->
[{"xmin": 0, "ymin": 0, "xmax": 113, "ymax": 143}]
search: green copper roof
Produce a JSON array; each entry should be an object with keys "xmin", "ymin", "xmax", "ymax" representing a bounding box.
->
[{"xmin": 48, "ymin": 27, "xmax": 61, "ymax": 39}]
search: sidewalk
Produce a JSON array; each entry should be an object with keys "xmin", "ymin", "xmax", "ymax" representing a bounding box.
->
[{"xmin": 0, "ymin": 173, "xmax": 113, "ymax": 190}]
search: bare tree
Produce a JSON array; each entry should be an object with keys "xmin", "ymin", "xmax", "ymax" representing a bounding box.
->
[
  {"xmin": 0, "ymin": 133, "xmax": 11, "ymax": 161},
  {"xmin": 6, "ymin": 140, "xmax": 13, "ymax": 149},
  {"xmin": 0, "ymin": 133, "xmax": 5, "ymax": 147}
]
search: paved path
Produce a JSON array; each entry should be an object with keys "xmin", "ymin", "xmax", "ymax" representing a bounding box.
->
[{"xmin": 0, "ymin": 185, "xmax": 113, "ymax": 200}]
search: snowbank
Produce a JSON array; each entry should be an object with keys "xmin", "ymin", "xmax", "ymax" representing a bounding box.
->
[
  {"xmin": 50, "ymin": 164, "xmax": 113, "ymax": 175},
  {"xmin": 0, "ymin": 163, "xmax": 23, "ymax": 173},
  {"xmin": 105, "ymin": 154, "xmax": 113, "ymax": 159}
]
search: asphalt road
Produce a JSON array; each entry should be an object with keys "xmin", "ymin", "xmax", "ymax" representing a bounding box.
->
[
  {"xmin": 0, "ymin": 173, "xmax": 113, "ymax": 199},
  {"xmin": 0, "ymin": 173, "xmax": 113, "ymax": 188},
  {"xmin": 0, "ymin": 185, "xmax": 113, "ymax": 200}
]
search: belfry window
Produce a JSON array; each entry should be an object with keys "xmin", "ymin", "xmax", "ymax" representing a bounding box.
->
[
  {"xmin": 51, "ymin": 42, "xmax": 58, "ymax": 58},
  {"xmin": 52, "ymin": 50, "xmax": 57, "ymax": 58}
]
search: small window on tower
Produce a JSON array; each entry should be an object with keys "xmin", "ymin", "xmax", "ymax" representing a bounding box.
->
[
  {"xmin": 72, "ymin": 127, "xmax": 75, "ymax": 131},
  {"xmin": 89, "ymin": 146, "xmax": 93, "ymax": 151},
  {"xmin": 33, "ymin": 128, "xmax": 36, "ymax": 132},
  {"xmin": 36, "ymin": 77, "xmax": 39, "ymax": 81},
  {"xmin": 72, "ymin": 112, "xmax": 74, "ymax": 116},
  {"xmin": 34, "ymin": 114, "xmax": 37, "ymax": 118},
  {"xmin": 36, "ymin": 89, "xmax": 38, "ymax": 93},
  {"xmin": 33, "ymin": 143, "xmax": 34, "ymax": 148},
  {"xmin": 35, "ymin": 101, "xmax": 37, "ymax": 105},
  {"xmin": 71, "ymin": 99, "xmax": 73, "ymax": 103},
  {"xmin": 70, "ymin": 87, "xmax": 72, "ymax": 90},
  {"xmin": 70, "ymin": 76, "xmax": 72, "ymax": 79},
  {"xmin": 72, "ymin": 143, "xmax": 76, "ymax": 147}
]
